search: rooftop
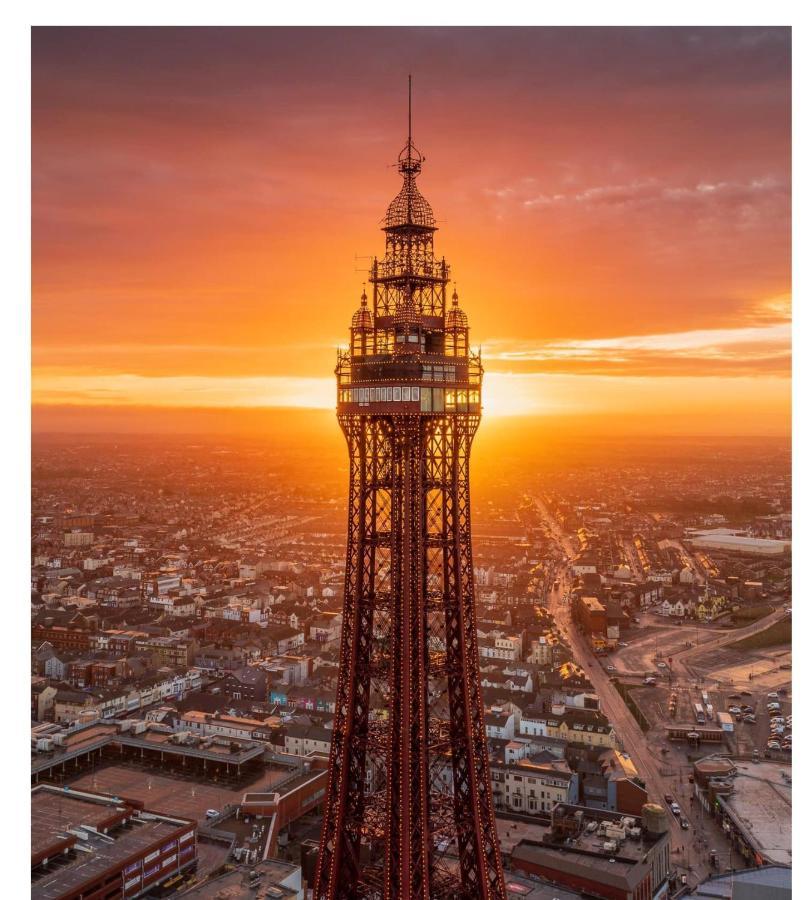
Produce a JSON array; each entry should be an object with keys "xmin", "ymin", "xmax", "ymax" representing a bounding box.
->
[
  {"xmin": 31, "ymin": 785, "xmax": 193, "ymax": 900},
  {"xmin": 716, "ymin": 761, "xmax": 791, "ymax": 866},
  {"xmin": 178, "ymin": 858, "xmax": 301, "ymax": 898},
  {"xmin": 510, "ymin": 803, "xmax": 667, "ymax": 889}
]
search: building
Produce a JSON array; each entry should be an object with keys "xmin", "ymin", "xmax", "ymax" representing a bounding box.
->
[
  {"xmin": 682, "ymin": 865, "xmax": 791, "ymax": 899},
  {"xmin": 283, "ymin": 723, "xmax": 332, "ymax": 756},
  {"xmin": 573, "ymin": 596, "xmax": 608, "ymax": 644},
  {"xmin": 31, "ymin": 784, "xmax": 197, "ymax": 899},
  {"xmin": 688, "ymin": 530, "xmax": 790, "ymax": 555},
  {"xmin": 520, "ymin": 708, "xmax": 616, "ymax": 749},
  {"xmin": 134, "ymin": 635, "xmax": 197, "ymax": 668},
  {"xmin": 692, "ymin": 757, "xmax": 791, "ymax": 868},
  {"xmin": 510, "ymin": 803, "xmax": 671, "ymax": 900},
  {"xmin": 221, "ymin": 665, "xmax": 269, "ymax": 702},
  {"xmin": 32, "ymin": 678, "xmax": 58, "ymax": 721},
  {"xmin": 179, "ymin": 859, "xmax": 303, "ymax": 899},
  {"xmin": 490, "ymin": 758, "xmax": 576, "ymax": 815}
]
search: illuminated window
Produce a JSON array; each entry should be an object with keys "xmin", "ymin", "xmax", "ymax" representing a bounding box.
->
[
  {"xmin": 403, "ymin": 387, "xmax": 411, "ymax": 402},
  {"xmin": 393, "ymin": 387, "xmax": 402, "ymax": 402}
]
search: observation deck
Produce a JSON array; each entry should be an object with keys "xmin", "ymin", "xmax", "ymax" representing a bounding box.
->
[{"xmin": 337, "ymin": 350, "xmax": 482, "ymax": 416}]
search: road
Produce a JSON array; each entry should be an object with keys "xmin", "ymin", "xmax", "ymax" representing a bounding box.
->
[
  {"xmin": 534, "ymin": 495, "xmax": 740, "ymax": 882},
  {"xmin": 669, "ymin": 607, "xmax": 787, "ymax": 681}
]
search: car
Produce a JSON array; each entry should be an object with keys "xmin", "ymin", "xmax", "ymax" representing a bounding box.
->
[
  {"xmin": 606, "ymin": 665, "xmax": 616, "ymax": 672},
  {"xmin": 768, "ymin": 692, "xmax": 779, "ymax": 699},
  {"xmin": 744, "ymin": 715, "xmax": 756, "ymax": 724},
  {"xmin": 671, "ymin": 803, "xmax": 681, "ymax": 816},
  {"xmin": 728, "ymin": 706, "xmax": 741, "ymax": 714},
  {"xmin": 658, "ymin": 663, "xmax": 667, "ymax": 670},
  {"xmin": 767, "ymin": 741, "xmax": 781, "ymax": 750},
  {"xmin": 205, "ymin": 809, "xmax": 219, "ymax": 818},
  {"xmin": 619, "ymin": 641, "xmax": 628, "ymax": 647},
  {"xmin": 680, "ymin": 818, "xmax": 690, "ymax": 830},
  {"xmin": 741, "ymin": 690, "xmax": 753, "ymax": 696},
  {"xmin": 742, "ymin": 705, "xmax": 754, "ymax": 713},
  {"xmin": 728, "ymin": 694, "xmax": 741, "ymax": 700},
  {"xmin": 664, "ymin": 794, "xmax": 674, "ymax": 804},
  {"xmin": 772, "ymin": 717, "xmax": 785, "ymax": 724}
]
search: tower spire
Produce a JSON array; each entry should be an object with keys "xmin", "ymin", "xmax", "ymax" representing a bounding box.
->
[{"xmin": 408, "ymin": 73, "xmax": 412, "ymax": 148}]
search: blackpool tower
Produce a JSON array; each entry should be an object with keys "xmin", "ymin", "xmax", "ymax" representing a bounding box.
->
[{"xmin": 313, "ymin": 85, "xmax": 506, "ymax": 900}]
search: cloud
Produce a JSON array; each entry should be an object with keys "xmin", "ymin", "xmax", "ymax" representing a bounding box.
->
[
  {"xmin": 514, "ymin": 175, "xmax": 788, "ymax": 215},
  {"xmin": 483, "ymin": 319, "xmax": 790, "ymax": 377}
]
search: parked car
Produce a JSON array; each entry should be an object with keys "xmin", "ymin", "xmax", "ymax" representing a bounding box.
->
[
  {"xmin": 671, "ymin": 803, "xmax": 681, "ymax": 816},
  {"xmin": 606, "ymin": 665, "xmax": 616, "ymax": 672},
  {"xmin": 768, "ymin": 692, "xmax": 779, "ymax": 700},
  {"xmin": 205, "ymin": 809, "xmax": 219, "ymax": 818},
  {"xmin": 680, "ymin": 818, "xmax": 690, "ymax": 830},
  {"xmin": 728, "ymin": 706, "xmax": 741, "ymax": 714},
  {"xmin": 743, "ymin": 715, "xmax": 756, "ymax": 724}
]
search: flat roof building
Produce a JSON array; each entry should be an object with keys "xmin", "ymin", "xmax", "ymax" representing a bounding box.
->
[
  {"xmin": 694, "ymin": 759, "xmax": 791, "ymax": 868},
  {"xmin": 688, "ymin": 530, "xmax": 790, "ymax": 555},
  {"xmin": 510, "ymin": 802, "xmax": 670, "ymax": 900},
  {"xmin": 31, "ymin": 784, "xmax": 197, "ymax": 900}
]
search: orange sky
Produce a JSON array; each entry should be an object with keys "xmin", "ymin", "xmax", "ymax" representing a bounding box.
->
[{"xmin": 31, "ymin": 27, "xmax": 791, "ymax": 434}]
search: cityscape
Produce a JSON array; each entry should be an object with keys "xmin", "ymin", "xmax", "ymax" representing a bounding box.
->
[
  {"xmin": 30, "ymin": 428, "xmax": 792, "ymax": 898},
  {"xmin": 29, "ymin": 24, "xmax": 791, "ymax": 900}
]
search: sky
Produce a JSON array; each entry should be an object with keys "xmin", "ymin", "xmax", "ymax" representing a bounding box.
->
[{"xmin": 31, "ymin": 27, "xmax": 791, "ymax": 435}]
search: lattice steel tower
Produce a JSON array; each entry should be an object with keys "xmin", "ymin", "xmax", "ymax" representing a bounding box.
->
[{"xmin": 314, "ymin": 83, "xmax": 506, "ymax": 900}]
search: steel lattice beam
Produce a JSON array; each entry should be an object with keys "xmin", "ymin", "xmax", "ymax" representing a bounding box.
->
[{"xmin": 314, "ymin": 124, "xmax": 505, "ymax": 900}]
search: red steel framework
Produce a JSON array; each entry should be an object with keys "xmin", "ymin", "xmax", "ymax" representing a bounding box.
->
[{"xmin": 313, "ymin": 86, "xmax": 506, "ymax": 900}]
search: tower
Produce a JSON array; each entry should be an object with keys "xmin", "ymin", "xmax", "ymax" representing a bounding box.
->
[{"xmin": 314, "ymin": 83, "xmax": 506, "ymax": 900}]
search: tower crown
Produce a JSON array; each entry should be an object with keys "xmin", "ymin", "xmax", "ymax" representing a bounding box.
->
[{"xmin": 384, "ymin": 171, "xmax": 435, "ymax": 230}]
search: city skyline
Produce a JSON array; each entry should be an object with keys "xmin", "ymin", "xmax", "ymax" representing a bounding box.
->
[{"xmin": 32, "ymin": 27, "xmax": 791, "ymax": 435}]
